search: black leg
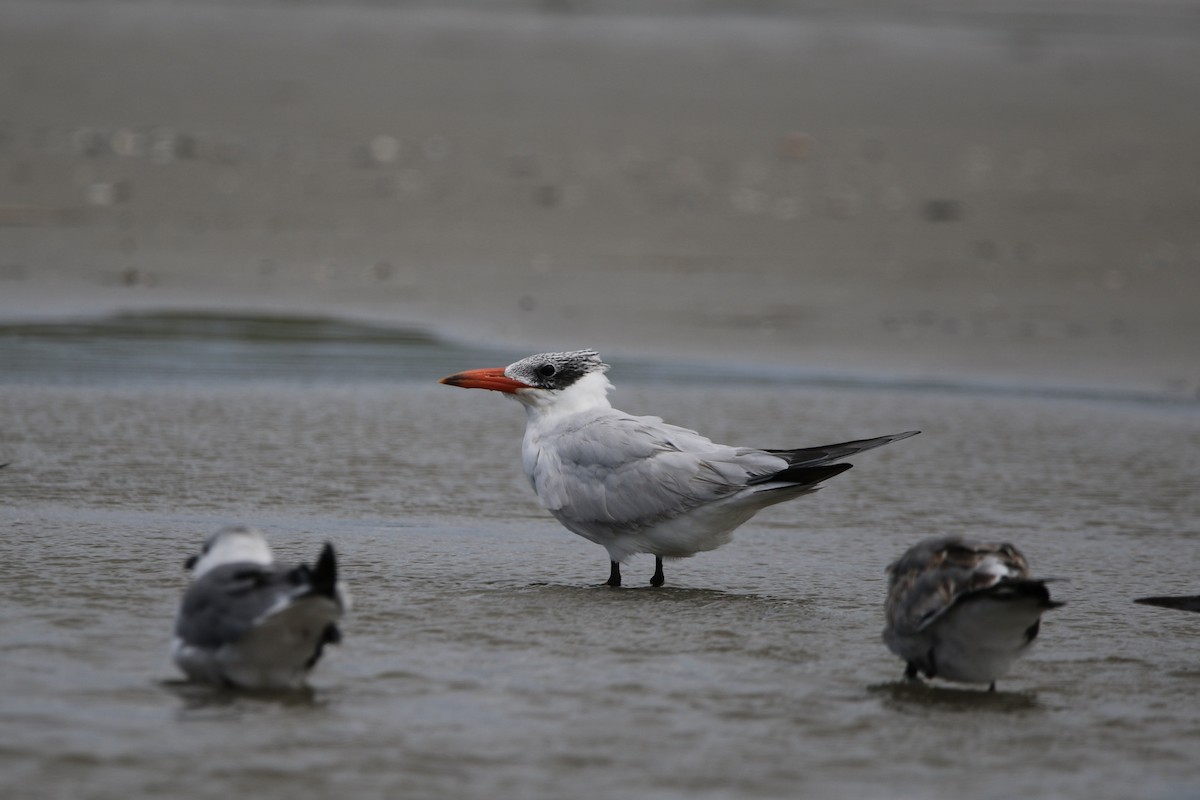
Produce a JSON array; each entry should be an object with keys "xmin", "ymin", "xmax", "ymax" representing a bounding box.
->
[
  {"xmin": 904, "ymin": 662, "xmax": 920, "ymax": 681},
  {"xmin": 988, "ymin": 681, "xmax": 997, "ymax": 693},
  {"xmin": 606, "ymin": 561, "xmax": 622, "ymax": 587},
  {"xmin": 650, "ymin": 557, "xmax": 665, "ymax": 587}
]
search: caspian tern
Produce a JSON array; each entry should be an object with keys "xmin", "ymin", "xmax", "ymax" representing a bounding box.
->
[
  {"xmin": 440, "ymin": 348, "xmax": 919, "ymax": 587},
  {"xmin": 172, "ymin": 525, "xmax": 347, "ymax": 690},
  {"xmin": 883, "ymin": 536, "xmax": 1062, "ymax": 691}
]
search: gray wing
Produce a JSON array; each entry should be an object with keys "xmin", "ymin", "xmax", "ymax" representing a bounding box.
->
[
  {"xmin": 885, "ymin": 537, "xmax": 1033, "ymax": 636},
  {"xmin": 175, "ymin": 562, "xmax": 303, "ymax": 648},
  {"xmin": 526, "ymin": 411, "xmax": 790, "ymax": 531}
]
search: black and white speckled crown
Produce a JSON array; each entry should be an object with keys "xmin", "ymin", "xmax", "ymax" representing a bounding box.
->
[{"xmin": 505, "ymin": 349, "xmax": 609, "ymax": 390}]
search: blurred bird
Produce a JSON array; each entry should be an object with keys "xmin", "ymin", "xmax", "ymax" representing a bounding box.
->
[
  {"xmin": 440, "ymin": 348, "xmax": 918, "ymax": 586},
  {"xmin": 883, "ymin": 536, "xmax": 1061, "ymax": 691},
  {"xmin": 1135, "ymin": 595, "xmax": 1200, "ymax": 613},
  {"xmin": 172, "ymin": 525, "xmax": 347, "ymax": 690}
]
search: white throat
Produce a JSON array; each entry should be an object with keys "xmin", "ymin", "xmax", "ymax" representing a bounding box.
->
[{"xmin": 513, "ymin": 370, "xmax": 614, "ymax": 422}]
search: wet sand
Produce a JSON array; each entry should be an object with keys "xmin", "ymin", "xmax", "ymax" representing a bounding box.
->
[
  {"xmin": 2, "ymin": 370, "xmax": 1200, "ymax": 800},
  {"xmin": 1, "ymin": 1, "xmax": 1199, "ymax": 396}
]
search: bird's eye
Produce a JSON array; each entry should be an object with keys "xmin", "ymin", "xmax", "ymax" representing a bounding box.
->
[{"xmin": 538, "ymin": 364, "xmax": 557, "ymax": 378}]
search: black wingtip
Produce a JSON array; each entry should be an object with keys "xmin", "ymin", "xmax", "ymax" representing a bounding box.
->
[
  {"xmin": 749, "ymin": 461, "xmax": 852, "ymax": 488},
  {"xmin": 1135, "ymin": 595, "xmax": 1200, "ymax": 613},
  {"xmin": 873, "ymin": 430, "xmax": 920, "ymax": 447},
  {"xmin": 311, "ymin": 542, "xmax": 338, "ymax": 597},
  {"xmin": 763, "ymin": 430, "xmax": 921, "ymax": 471}
]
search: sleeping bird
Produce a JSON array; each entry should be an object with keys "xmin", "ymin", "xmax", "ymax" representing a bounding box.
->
[
  {"xmin": 172, "ymin": 525, "xmax": 347, "ymax": 690},
  {"xmin": 883, "ymin": 535, "xmax": 1061, "ymax": 691}
]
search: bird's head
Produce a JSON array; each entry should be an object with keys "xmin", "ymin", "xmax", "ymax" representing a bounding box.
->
[
  {"xmin": 440, "ymin": 349, "xmax": 613, "ymax": 412},
  {"xmin": 185, "ymin": 524, "xmax": 274, "ymax": 577}
]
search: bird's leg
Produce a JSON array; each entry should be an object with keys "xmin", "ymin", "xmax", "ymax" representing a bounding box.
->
[
  {"xmin": 650, "ymin": 557, "xmax": 665, "ymax": 587},
  {"xmin": 606, "ymin": 561, "xmax": 622, "ymax": 587},
  {"xmin": 988, "ymin": 681, "xmax": 997, "ymax": 693},
  {"xmin": 904, "ymin": 662, "xmax": 920, "ymax": 682}
]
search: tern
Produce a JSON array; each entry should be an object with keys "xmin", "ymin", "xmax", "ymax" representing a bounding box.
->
[
  {"xmin": 1135, "ymin": 595, "xmax": 1200, "ymax": 613},
  {"xmin": 883, "ymin": 536, "xmax": 1062, "ymax": 691},
  {"xmin": 172, "ymin": 525, "xmax": 347, "ymax": 690},
  {"xmin": 440, "ymin": 348, "xmax": 919, "ymax": 587}
]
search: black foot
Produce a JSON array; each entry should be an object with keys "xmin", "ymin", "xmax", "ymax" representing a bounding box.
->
[
  {"xmin": 650, "ymin": 557, "xmax": 665, "ymax": 587},
  {"xmin": 904, "ymin": 662, "xmax": 920, "ymax": 682},
  {"xmin": 988, "ymin": 681, "xmax": 997, "ymax": 693},
  {"xmin": 606, "ymin": 561, "xmax": 621, "ymax": 587}
]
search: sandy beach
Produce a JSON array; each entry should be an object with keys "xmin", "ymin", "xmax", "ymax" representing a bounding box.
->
[{"xmin": 1, "ymin": 0, "xmax": 1198, "ymax": 396}]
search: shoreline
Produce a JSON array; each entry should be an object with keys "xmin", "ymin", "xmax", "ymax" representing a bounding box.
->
[{"xmin": 3, "ymin": 302, "xmax": 1197, "ymax": 410}]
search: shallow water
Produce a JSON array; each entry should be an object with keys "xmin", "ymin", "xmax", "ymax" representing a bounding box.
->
[{"xmin": 2, "ymin": 314, "xmax": 1199, "ymax": 800}]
